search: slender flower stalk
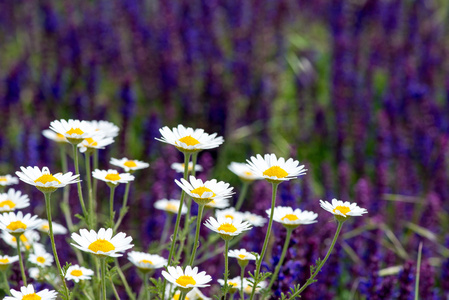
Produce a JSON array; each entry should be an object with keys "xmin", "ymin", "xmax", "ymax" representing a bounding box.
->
[
  {"xmin": 101, "ymin": 258, "xmax": 107, "ymax": 300},
  {"xmin": 159, "ymin": 213, "xmax": 173, "ymax": 245},
  {"xmin": 223, "ymin": 240, "xmax": 230, "ymax": 299},
  {"xmin": 84, "ymin": 152, "xmax": 95, "ymax": 229},
  {"xmin": 240, "ymin": 265, "xmax": 245, "ymax": 300},
  {"xmin": 268, "ymin": 228, "xmax": 292, "ymax": 289},
  {"xmin": 115, "ymin": 258, "xmax": 137, "ymax": 300},
  {"xmin": 60, "ymin": 145, "xmax": 74, "ymax": 231},
  {"xmin": 93, "ymin": 150, "xmax": 99, "ymax": 204},
  {"xmin": 114, "ymin": 182, "xmax": 131, "ymax": 232},
  {"xmin": 109, "ymin": 185, "xmax": 117, "ymax": 226},
  {"xmin": 15, "ymin": 235, "xmax": 27, "ymax": 285},
  {"xmin": 2, "ymin": 271, "xmax": 10, "ymax": 295},
  {"xmin": 235, "ymin": 182, "xmax": 249, "ymax": 211},
  {"xmin": 188, "ymin": 204, "xmax": 205, "ymax": 265},
  {"xmin": 73, "ymin": 145, "xmax": 88, "ymax": 222}
]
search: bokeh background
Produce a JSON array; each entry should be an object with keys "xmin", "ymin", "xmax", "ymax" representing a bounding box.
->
[{"xmin": 1, "ymin": 0, "xmax": 449, "ymax": 298}]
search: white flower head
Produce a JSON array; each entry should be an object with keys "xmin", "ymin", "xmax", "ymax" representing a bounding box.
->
[
  {"xmin": 42, "ymin": 129, "xmax": 68, "ymax": 143},
  {"xmin": 65, "ymin": 264, "xmax": 94, "ymax": 282},
  {"xmin": 92, "ymin": 169, "xmax": 135, "ymax": 186},
  {"xmin": 218, "ymin": 276, "xmax": 242, "ymax": 291},
  {"xmin": 0, "ymin": 189, "xmax": 30, "ymax": 212},
  {"xmin": 127, "ymin": 251, "xmax": 168, "ymax": 271},
  {"xmin": 242, "ymin": 212, "xmax": 267, "ymax": 227},
  {"xmin": 155, "ymin": 125, "xmax": 224, "ymax": 153},
  {"xmin": 36, "ymin": 219, "xmax": 67, "ymax": 235},
  {"xmin": 186, "ymin": 287, "xmax": 211, "ymax": 300},
  {"xmin": 320, "ymin": 199, "xmax": 368, "ymax": 222},
  {"xmin": 215, "ymin": 207, "xmax": 244, "ymax": 221},
  {"xmin": 228, "ymin": 162, "xmax": 263, "ymax": 182},
  {"xmin": 204, "ymin": 216, "xmax": 252, "ymax": 240},
  {"xmin": 0, "ymin": 175, "xmax": 19, "ymax": 187},
  {"xmin": 154, "ymin": 199, "xmax": 187, "ymax": 215},
  {"xmin": 4, "ymin": 284, "xmax": 57, "ymax": 300},
  {"xmin": 0, "ymin": 254, "xmax": 18, "ymax": 270},
  {"xmin": 16, "ymin": 166, "xmax": 80, "ymax": 193},
  {"xmin": 242, "ymin": 278, "xmax": 267, "ymax": 294},
  {"xmin": 204, "ymin": 198, "xmax": 230, "ymax": 209},
  {"xmin": 110, "ymin": 157, "xmax": 150, "ymax": 173},
  {"xmin": 28, "ymin": 250, "xmax": 54, "ymax": 267},
  {"xmin": 89, "ymin": 120, "xmax": 120, "ymax": 138},
  {"xmin": 268, "ymin": 206, "xmax": 318, "ymax": 229},
  {"xmin": 71, "ymin": 228, "xmax": 134, "ymax": 257},
  {"xmin": 0, "ymin": 211, "xmax": 40, "ymax": 235},
  {"xmin": 171, "ymin": 162, "xmax": 203, "ymax": 174},
  {"xmin": 1, "ymin": 230, "xmax": 40, "ymax": 251},
  {"xmin": 175, "ymin": 176, "xmax": 234, "ymax": 206},
  {"xmin": 228, "ymin": 249, "xmax": 257, "ymax": 261},
  {"xmin": 49, "ymin": 119, "xmax": 96, "ymax": 144},
  {"xmin": 162, "ymin": 265, "xmax": 212, "ymax": 293},
  {"xmin": 78, "ymin": 134, "xmax": 114, "ymax": 153},
  {"xmin": 246, "ymin": 154, "xmax": 307, "ymax": 183}
]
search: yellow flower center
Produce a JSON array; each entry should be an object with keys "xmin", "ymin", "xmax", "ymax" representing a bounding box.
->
[
  {"xmin": 178, "ymin": 136, "xmax": 200, "ymax": 146},
  {"xmin": 281, "ymin": 214, "xmax": 299, "ymax": 221},
  {"xmin": 140, "ymin": 259, "xmax": 153, "ymax": 265},
  {"xmin": 7, "ymin": 221, "xmax": 27, "ymax": 231},
  {"xmin": 0, "ymin": 200, "xmax": 15, "ymax": 209},
  {"xmin": 333, "ymin": 206, "xmax": 351, "ymax": 216},
  {"xmin": 12, "ymin": 235, "xmax": 28, "ymax": 243},
  {"xmin": 173, "ymin": 294, "xmax": 190, "ymax": 300},
  {"xmin": 225, "ymin": 214, "xmax": 234, "ymax": 220},
  {"xmin": 166, "ymin": 203, "xmax": 178, "ymax": 212},
  {"xmin": 238, "ymin": 254, "xmax": 247, "ymax": 259},
  {"xmin": 105, "ymin": 173, "xmax": 121, "ymax": 181},
  {"xmin": 0, "ymin": 177, "xmax": 7, "ymax": 182},
  {"xmin": 41, "ymin": 224, "xmax": 50, "ymax": 231},
  {"xmin": 88, "ymin": 239, "xmax": 115, "ymax": 253},
  {"xmin": 70, "ymin": 270, "xmax": 83, "ymax": 277},
  {"xmin": 229, "ymin": 281, "xmax": 238, "ymax": 287},
  {"xmin": 217, "ymin": 223, "xmax": 237, "ymax": 233},
  {"xmin": 66, "ymin": 128, "xmax": 84, "ymax": 135},
  {"xmin": 34, "ymin": 174, "xmax": 61, "ymax": 185},
  {"xmin": 263, "ymin": 166, "xmax": 288, "ymax": 178},
  {"xmin": 36, "ymin": 256, "xmax": 46, "ymax": 264},
  {"xmin": 124, "ymin": 160, "xmax": 137, "ymax": 168},
  {"xmin": 243, "ymin": 171, "xmax": 253, "ymax": 176},
  {"xmin": 84, "ymin": 138, "xmax": 98, "ymax": 147},
  {"xmin": 0, "ymin": 258, "xmax": 9, "ymax": 264},
  {"xmin": 56, "ymin": 133, "xmax": 65, "ymax": 139},
  {"xmin": 175, "ymin": 275, "xmax": 196, "ymax": 287},
  {"xmin": 23, "ymin": 294, "xmax": 41, "ymax": 300},
  {"xmin": 190, "ymin": 186, "xmax": 216, "ymax": 198}
]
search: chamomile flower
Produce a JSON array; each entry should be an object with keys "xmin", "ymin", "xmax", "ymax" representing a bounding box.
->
[
  {"xmin": 218, "ymin": 276, "xmax": 242, "ymax": 292},
  {"xmin": 16, "ymin": 166, "xmax": 80, "ymax": 193},
  {"xmin": 320, "ymin": 199, "xmax": 368, "ymax": 222},
  {"xmin": 169, "ymin": 288, "xmax": 211, "ymax": 300},
  {"xmin": 71, "ymin": 228, "xmax": 134, "ymax": 257},
  {"xmin": 0, "ymin": 255, "xmax": 18, "ymax": 270},
  {"xmin": 29, "ymin": 267, "xmax": 60, "ymax": 283},
  {"xmin": 127, "ymin": 251, "xmax": 167, "ymax": 272},
  {"xmin": 204, "ymin": 216, "xmax": 252, "ymax": 240},
  {"xmin": 0, "ymin": 175, "xmax": 19, "ymax": 187},
  {"xmin": 92, "ymin": 169, "xmax": 135, "ymax": 186},
  {"xmin": 228, "ymin": 162, "xmax": 263, "ymax": 182},
  {"xmin": 242, "ymin": 212, "xmax": 267, "ymax": 227},
  {"xmin": 171, "ymin": 162, "xmax": 203, "ymax": 174},
  {"xmin": 175, "ymin": 176, "xmax": 234, "ymax": 206},
  {"xmin": 154, "ymin": 199, "xmax": 187, "ymax": 215},
  {"xmin": 0, "ymin": 211, "xmax": 40, "ymax": 235},
  {"xmin": 28, "ymin": 250, "xmax": 54, "ymax": 267},
  {"xmin": 36, "ymin": 220, "xmax": 67, "ymax": 235},
  {"xmin": 110, "ymin": 157, "xmax": 150, "ymax": 173},
  {"xmin": 49, "ymin": 119, "xmax": 96, "ymax": 144},
  {"xmin": 65, "ymin": 265, "xmax": 94, "ymax": 282},
  {"xmin": 78, "ymin": 134, "xmax": 114, "ymax": 153},
  {"xmin": 215, "ymin": 207, "xmax": 244, "ymax": 221},
  {"xmin": 269, "ymin": 206, "xmax": 318, "ymax": 229},
  {"xmin": 89, "ymin": 120, "xmax": 120, "ymax": 138},
  {"xmin": 204, "ymin": 198, "xmax": 230, "ymax": 209},
  {"xmin": 4, "ymin": 284, "xmax": 57, "ymax": 300},
  {"xmin": 246, "ymin": 154, "xmax": 307, "ymax": 183},
  {"xmin": 228, "ymin": 249, "xmax": 257, "ymax": 262},
  {"xmin": 1, "ymin": 230, "xmax": 40, "ymax": 251},
  {"xmin": 156, "ymin": 125, "xmax": 224, "ymax": 153},
  {"xmin": 0, "ymin": 189, "xmax": 30, "ymax": 212},
  {"xmin": 42, "ymin": 130, "xmax": 68, "ymax": 143},
  {"xmin": 162, "ymin": 265, "xmax": 212, "ymax": 293},
  {"xmin": 242, "ymin": 278, "xmax": 267, "ymax": 294}
]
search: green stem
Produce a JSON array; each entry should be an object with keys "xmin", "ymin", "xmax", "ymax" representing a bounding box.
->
[
  {"xmin": 144, "ymin": 272, "xmax": 149, "ymax": 300},
  {"xmin": 115, "ymin": 258, "xmax": 136, "ymax": 300},
  {"xmin": 110, "ymin": 278, "xmax": 121, "ymax": 300},
  {"xmin": 85, "ymin": 152, "xmax": 95, "ymax": 229},
  {"xmin": 159, "ymin": 213, "xmax": 173, "ymax": 245},
  {"xmin": 195, "ymin": 234, "xmax": 244, "ymax": 265},
  {"xmin": 16, "ymin": 236, "xmax": 27, "ymax": 285},
  {"xmin": 188, "ymin": 205, "xmax": 205, "ymax": 265},
  {"xmin": 2, "ymin": 271, "xmax": 10, "ymax": 295},
  {"xmin": 249, "ymin": 183, "xmax": 278, "ymax": 300},
  {"xmin": 223, "ymin": 240, "xmax": 230, "ymax": 300},
  {"xmin": 235, "ymin": 182, "xmax": 249, "ymax": 211},
  {"xmin": 180, "ymin": 292, "xmax": 187, "ymax": 300},
  {"xmin": 93, "ymin": 150, "xmax": 99, "ymax": 206},
  {"xmin": 101, "ymin": 258, "xmax": 107, "ymax": 300},
  {"xmin": 113, "ymin": 182, "xmax": 131, "ymax": 232},
  {"xmin": 268, "ymin": 228, "xmax": 292, "ymax": 290},
  {"xmin": 45, "ymin": 192, "xmax": 70, "ymax": 299},
  {"xmin": 288, "ymin": 222, "xmax": 344, "ymax": 299},
  {"xmin": 240, "ymin": 265, "xmax": 245, "ymax": 300},
  {"xmin": 182, "ymin": 153, "xmax": 198, "ymax": 256},
  {"xmin": 60, "ymin": 145, "xmax": 74, "ymax": 230},
  {"xmin": 73, "ymin": 145, "xmax": 88, "ymax": 223},
  {"xmin": 109, "ymin": 186, "xmax": 117, "ymax": 226}
]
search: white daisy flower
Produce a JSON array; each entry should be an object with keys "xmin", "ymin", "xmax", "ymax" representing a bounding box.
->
[
  {"xmin": 36, "ymin": 219, "xmax": 67, "ymax": 235},
  {"xmin": 268, "ymin": 206, "xmax": 318, "ymax": 229},
  {"xmin": 246, "ymin": 154, "xmax": 307, "ymax": 183},
  {"xmin": 215, "ymin": 207, "xmax": 244, "ymax": 221},
  {"xmin": 49, "ymin": 119, "xmax": 96, "ymax": 144},
  {"xmin": 110, "ymin": 157, "xmax": 150, "ymax": 173},
  {"xmin": 242, "ymin": 278, "xmax": 267, "ymax": 294},
  {"xmin": 0, "ymin": 175, "xmax": 19, "ymax": 187},
  {"xmin": 127, "ymin": 251, "xmax": 167, "ymax": 271},
  {"xmin": 4, "ymin": 284, "xmax": 57, "ymax": 300},
  {"xmin": 78, "ymin": 134, "xmax": 114, "ymax": 153},
  {"xmin": 1, "ymin": 230, "xmax": 40, "ymax": 251},
  {"xmin": 320, "ymin": 199, "xmax": 368, "ymax": 222},
  {"xmin": 171, "ymin": 162, "xmax": 203, "ymax": 174},
  {"xmin": 65, "ymin": 264, "xmax": 94, "ymax": 282},
  {"xmin": 228, "ymin": 162, "xmax": 263, "ymax": 182},
  {"xmin": 242, "ymin": 212, "xmax": 267, "ymax": 227},
  {"xmin": 154, "ymin": 199, "xmax": 187, "ymax": 215},
  {"xmin": 89, "ymin": 120, "xmax": 120, "ymax": 138},
  {"xmin": 28, "ymin": 250, "xmax": 54, "ymax": 267},
  {"xmin": 42, "ymin": 129, "xmax": 68, "ymax": 143},
  {"xmin": 0, "ymin": 189, "xmax": 30, "ymax": 212},
  {"xmin": 204, "ymin": 216, "xmax": 252, "ymax": 240},
  {"xmin": 218, "ymin": 276, "xmax": 242, "ymax": 291},
  {"xmin": 0, "ymin": 255, "xmax": 19, "ymax": 270},
  {"xmin": 0, "ymin": 211, "xmax": 40, "ymax": 235},
  {"xmin": 228, "ymin": 249, "xmax": 257, "ymax": 262},
  {"xmin": 15, "ymin": 166, "xmax": 80, "ymax": 193},
  {"xmin": 175, "ymin": 176, "xmax": 234, "ymax": 206},
  {"xmin": 162, "ymin": 265, "xmax": 212, "ymax": 292},
  {"xmin": 92, "ymin": 169, "xmax": 135, "ymax": 186},
  {"xmin": 155, "ymin": 125, "xmax": 224, "ymax": 153},
  {"xmin": 204, "ymin": 198, "xmax": 230, "ymax": 209},
  {"xmin": 71, "ymin": 228, "xmax": 134, "ymax": 257}
]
